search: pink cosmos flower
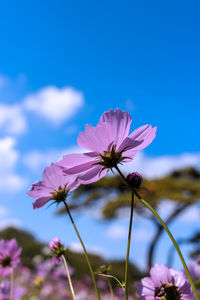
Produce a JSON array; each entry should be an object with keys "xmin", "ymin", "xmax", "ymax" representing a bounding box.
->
[
  {"xmin": 0, "ymin": 280, "xmax": 25, "ymax": 300},
  {"xmin": 58, "ymin": 108, "xmax": 157, "ymax": 184},
  {"xmin": 137, "ymin": 264, "xmax": 195, "ymax": 300},
  {"xmin": 49, "ymin": 237, "xmax": 66, "ymax": 265},
  {"xmin": 0, "ymin": 239, "xmax": 22, "ymax": 277},
  {"xmin": 27, "ymin": 163, "xmax": 79, "ymax": 209}
]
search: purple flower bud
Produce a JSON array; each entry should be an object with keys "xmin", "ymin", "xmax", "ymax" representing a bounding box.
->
[
  {"xmin": 126, "ymin": 172, "xmax": 143, "ymax": 188},
  {"xmin": 49, "ymin": 238, "xmax": 66, "ymax": 265}
]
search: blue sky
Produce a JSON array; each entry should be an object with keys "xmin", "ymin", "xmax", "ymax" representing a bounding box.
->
[{"xmin": 0, "ymin": 0, "xmax": 200, "ymax": 271}]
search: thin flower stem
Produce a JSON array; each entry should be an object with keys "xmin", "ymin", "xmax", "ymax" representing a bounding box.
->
[
  {"xmin": 115, "ymin": 165, "xmax": 200, "ymax": 300},
  {"xmin": 106, "ymin": 278, "xmax": 115, "ymax": 300},
  {"xmin": 63, "ymin": 200, "xmax": 101, "ymax": 300},
  {"xmin": 10, "ymin": 268, "xmax": 14, "ymax": 300},
  {"xmin": 124, "ymin": 192, "xmax": 134, "ymax": 300},
  {"xmin": 97, "ymin": 273, "xmax": 124, "ymax": 290},
  {"xmin": 62, "ymin": 254, "xmax": 76, "ymax": 300},
  {"xmin": 135, "ymin": 191, "xmax": 200, "ymax": 300},
  {"xmin": 115, "ymin": 165, "xmax": 135, "ymax": 299}
]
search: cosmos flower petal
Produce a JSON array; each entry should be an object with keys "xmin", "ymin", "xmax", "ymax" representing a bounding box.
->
[
  {"xmin": 150, "ymin": 264, "xmax": 172, "ymax": 286},
  {"xmin": 63, "ymin": 161, "xmax": 96, "ymax": 174},
  {"xmin": 79, "ymin": 166, "xmax": 108, "ymax": 184},
  {"xmin": 42, "ymin": 164, "xmax": 65, "ymax": 190},
  {"xmin": 32, "ymin": 196, "xmax": 51, "ymax": 209},
  {"xmin": 77, "ymin": 123, "xmax": 115, "ymax": 153},
  {"xmin": 128, "ymin": 125, "xmax": 157, "ymax": 151},
  {"xmin": 99, "ymin": 108, "xmax": 132, "ymax": 147},
  {"xmin": 58, "ymin": 152, "xmax": 99, "ymax": 168},
  {"xmin": 27, "ymin": 181, "xmax": 54, "ymax": 198}
]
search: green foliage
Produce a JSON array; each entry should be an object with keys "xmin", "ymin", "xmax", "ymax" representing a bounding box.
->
[{"xmin": 58, "ymin": 167, "xmax": 200, "ymax": 220}]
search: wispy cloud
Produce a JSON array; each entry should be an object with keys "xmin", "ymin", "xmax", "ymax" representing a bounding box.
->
[
  {"xmin": 24, "ymin": 86, "xmax": 84, "ymax": 125},
  {"xmin": 121, "ymin": 151, "xmax": 200, "ymax": 179},
  {"xmin": 0, "ymin": 137, "xmax": 26, "ymax": 192},
  {"xmin": 0, "ymin": 103, "xmax": 27, "ymax": 135}
]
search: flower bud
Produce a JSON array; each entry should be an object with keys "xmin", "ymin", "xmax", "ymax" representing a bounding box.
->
[
  {"xmin": 49, "ymin": 237, "xmax": 66, "ymax": 264},
  {"xmin": 126, "ymin": 172, "xmax": 143, "ymax": 188}
]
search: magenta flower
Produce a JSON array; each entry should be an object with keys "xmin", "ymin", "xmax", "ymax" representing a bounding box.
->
[
  {"xmin": 137, "ymin": 264, "xmax": 195, "ymax": 300},
  {"xmin": 49, "ymin": 237, "xmax": 66, "ymax": 265},
  {"xmin": 0, "ymin": 280, "xmax": 25, "ymax": 300},
  {"xmin": 58, "ymin": 108, "xmax": 157, "ymax": 184},
  {"xmin": 0, "ymin": 239, "xmax": 22, "ymax": 277},
  {"xmin": 27, "ymin": 163, "xmax": 79, "ymax": 209}
]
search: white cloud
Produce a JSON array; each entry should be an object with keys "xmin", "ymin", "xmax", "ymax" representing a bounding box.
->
[
  {"xmin": 69, "ymin": 242, "xmax": 105, "ymax": 256},
  {"xmin": 0, "ymin": 218, "xmax": 21, "ymax": 230},
  {"xmin": 105, "ymin": 223, "xmax": 153, "ymax": 242},
  {"xmin": 106, "ymin": 224, "xmax": 127, "ymax": 239},
  {"xmin": 23, "ymin": 146, "xmax": 81, "ymax": 172},
  {"xmin": 0, "ymin": 137, "xmax": 26, "ymax": 192},
  {"xmin": 24, "ymin": 86, "xmax": 84, "ymax": 125},
  {"xmin": 178, "ymin": 205, "xmax": 200, "ymax": 223},
  {"xmin": 121, "ymin": 151, "xmax": 200, "ymax": 179},
  {"xmin": 0, "ymin": 103, "xmax": 27, "ymax": 135},
  {"xmin": 0, "ymin": 206, "xmax": 8, "ymax": 218}
]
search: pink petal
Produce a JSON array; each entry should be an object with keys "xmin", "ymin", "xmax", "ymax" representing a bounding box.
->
[
  {"xmin": 117, "ymin": 137, "xmax": 143, "ymax": 153},
  {"xmin": 64, "ymin": 161, "xmax": 96, "ymax": 175},
  {"xmin": 99, "ymin": 108, "xmax": 132, "ymax": 147},
  {"xmin": 128, "ymin": 125, "xmax": 157, "ymax": 150},
  {"xmin": 58, "ymin": 152, "xmax": 99, "ymax": 168},
  {"xmin": 150, "ymin": 264, "xmax": 172, "ymax": 287},
  {"xmin": 42, "ymin": 164, "xmax": 64, "ymax": 190},
  {"xmin": 77, "ymin": 123, "xmax": 115, "ymax": 153},
  {"xmin": 32, "ymin": 197, "xmax": 51, "ymax": 209},
  {"xmin": 27, "ymin": 181, "xmax": 54, "ymax": 198},
  {"xmin": 79, "ymin": 166, "xmax": 108, "ymax": 184}
]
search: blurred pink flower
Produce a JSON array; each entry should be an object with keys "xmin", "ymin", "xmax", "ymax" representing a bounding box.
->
[
  {"xmin": 137, "ymin": 264, "xmax": 194, "ymax": 300},
  {"xmin": 58, "ymin": 108, "xmax": 157, "ymax": 184},
  {"xmin": 27, "ymin": 163, "xmax": 79, "ymax": 209},
  {"xmin": 0, "ymin": 280, "xmax": 25, "ymax": 300},
  {"xmin": 0, "ymin": 239, "xmax": 22, "ymax": 277}
]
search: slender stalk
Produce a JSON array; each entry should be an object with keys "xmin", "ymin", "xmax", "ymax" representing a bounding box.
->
[
  {"xmin": 115, "ymin": 166, "xmax": 200, "ymax": 300},
  {"xmin": 62, "ymin": 254, "xmax": 76, "ymax": 300},
  {"xmin": 124, "ymin": 192, "xmax": 134, "ymax": 300},
  {"xmin": 97, "ymin": 273, "xmax": 124, "ymax": 290},
  {"xmin": 135, "ymin": 191, "xmax": 200, "ymax": 300},
  {"xmin": 10, "ymin": 268, "xmax": 14, "ymax": 300},
  {"xmin": 63, "ymin": 200, "xmax": 101, "ymax": 300},
  {"xmin": 106, "ymin": 278, "xmax": 115, "ymax": 300}
]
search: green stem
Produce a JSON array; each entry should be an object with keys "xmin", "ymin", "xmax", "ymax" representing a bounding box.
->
[
  {"xmin": 124, "ymin": 192, "xmax": 134, "ymax": 300},
  {"xmin": 10, "ymin": 268, "xmax": 14, "ymax": 300},
  {"xmin": 106, "ymin": 278, "xmax": 115, "ymax": 300},
  {"xmin": 63, "ymin": 200, "xmax": 101, "ymax": 300},
  {"xmin": 97, "ymin": 273, "xmax": 124, "ymax": 291},
  {"xmin": 115, "ymin": 166, "xmax": 200, "ymax": 300},
  {"xmin": 135, "ymin": 191, "xmax": 200, "ymax": 300},
  {"xmin": 62, "ymin": 254, "xmax": 76, "ymax": 300}
]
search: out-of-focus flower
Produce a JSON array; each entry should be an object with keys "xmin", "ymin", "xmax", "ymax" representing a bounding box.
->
[
  {"xmin": 58, "ymin": 108, "xmax": 156, "ymax": 184},
  {"xmin": 27, "ymin": 163, "xmax": 79, "ymax": 209},
  {"xmin": 0, "ymin": 239, "xmax": 22, "ymax": 277},
  {"xmin": 126, "ymin": 172, "xmax": 143, "ymax": 188},
  {"xmin": 0, "ymin": 280, "xmax": 25, "ymax": 300},
  {"xmin": 49, "ymin": 237, "xmax": 66, "ymax": 265},
  {"xmin": 137, "ymin": 264, "xmax": 195, "ymax": 300},
  {"xmin": 187, "ymin": 258, "xmax": 200, "ymax": 294}
]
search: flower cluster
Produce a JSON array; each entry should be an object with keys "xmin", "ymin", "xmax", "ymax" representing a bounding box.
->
[{"xmin": 28, "ymin": 108, "xmax": 156, "ymax": 209}]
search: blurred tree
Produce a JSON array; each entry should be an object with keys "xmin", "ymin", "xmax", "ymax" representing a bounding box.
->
[
  {"xmin": 0, "ymin": 227, "xmax": 142, "ymax": 283},
  {"xmin": 58, "ymin": 167, "xmax": 200, "ymax": 270}
]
